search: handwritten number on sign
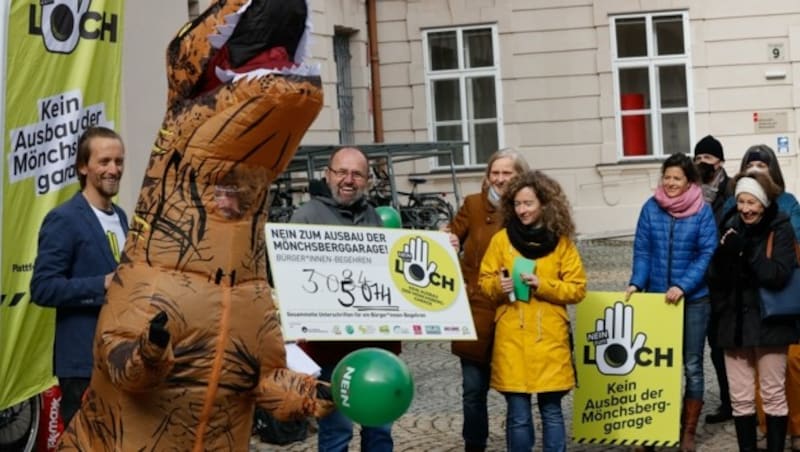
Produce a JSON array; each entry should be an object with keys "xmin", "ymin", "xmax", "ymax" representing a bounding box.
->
[
  {"xmin": 340, "ymin": 278, "xmax": 355, "ymax": 307},
  {"xmin": 302, "ymin": 269, "xmax": 318, "ymax": 293},
  {"xmin": 300, "ymin": 268, "xmax": 391, "ymax": 306}
]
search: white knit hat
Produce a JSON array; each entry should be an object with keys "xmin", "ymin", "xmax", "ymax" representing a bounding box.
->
[{"xmin": 735, "ymin": 177, "xmax": 770, "ymax": 207}]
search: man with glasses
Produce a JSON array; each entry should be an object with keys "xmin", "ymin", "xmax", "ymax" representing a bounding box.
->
[
  {"xmin": 290, "ymin": 147, "xmax": 399, "ymax": 452},
  {"xmin": 293, "ymin": 146, "xmax": 374, "ymax": 219}
]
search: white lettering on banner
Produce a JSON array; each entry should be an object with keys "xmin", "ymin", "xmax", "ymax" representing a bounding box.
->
[
  {"xmin": 7, "ymin": 89, "xmax": 112, "ymax": 195},
  {"xmin": 340, "ymin": 366, "xmax": 354, "ymax": 407},
  {"xmin": 47, "ymin": 394, "xmax": 61, "ymax": 448}
]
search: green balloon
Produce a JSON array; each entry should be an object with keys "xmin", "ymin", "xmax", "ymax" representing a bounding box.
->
[
  {"xmin": 375, "ymin": 205, "xmax": 402, "ymax": 228},
  {"xmin": 331, "ymin": 348, "xmax": 414, "ymax": 426}
]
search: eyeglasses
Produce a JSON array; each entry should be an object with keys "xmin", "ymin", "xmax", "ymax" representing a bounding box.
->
[
  {"xmin": 214, "ymin": 185, "xmax": 239, "ymax": 198},
  {"xmin": 327, "ymin": 167, "xmax": 369, "ymax": 181}
]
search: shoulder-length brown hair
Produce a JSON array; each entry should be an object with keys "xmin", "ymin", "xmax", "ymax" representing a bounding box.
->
[{"xmin": 501, "ymin": 170, "xmax": 576, "ymax": 238}]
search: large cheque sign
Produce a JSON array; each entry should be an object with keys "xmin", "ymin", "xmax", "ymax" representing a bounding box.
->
[{"xmin": 265, "ymin": 223, "xmax": 475, "ymax": 341}]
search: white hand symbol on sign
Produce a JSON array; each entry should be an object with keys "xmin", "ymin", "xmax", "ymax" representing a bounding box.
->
[{"xmin": 593, "ymin": 301, "xmax": 646, "ymax": 376}]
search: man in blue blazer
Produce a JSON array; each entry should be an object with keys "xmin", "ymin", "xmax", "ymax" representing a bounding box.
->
[{"xmin": 31, "ymin": 126, "xmax": 128, "ymax": 426}]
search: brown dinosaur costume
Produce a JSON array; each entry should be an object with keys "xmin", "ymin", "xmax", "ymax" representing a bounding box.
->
[{"xmin": 58, "ymin": 1, "xmax": 332, "ymax": 450}]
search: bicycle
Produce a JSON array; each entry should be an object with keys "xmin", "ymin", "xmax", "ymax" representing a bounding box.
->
[
  {"xmin": 0, "ymin": 395, "xmax": 39, "ymax": 452},
  {"xmin": 369, "ymin": 169, "xmax": 454, "ymax": 230},
  {"xmin": 267, "ymin": 177, "xmax": 305, "ymax": 223}
]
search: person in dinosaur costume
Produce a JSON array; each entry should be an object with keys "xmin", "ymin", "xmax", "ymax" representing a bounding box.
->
[{"xmin": 57, "ymin": 0, "xmax": 332, "ymax": 450}]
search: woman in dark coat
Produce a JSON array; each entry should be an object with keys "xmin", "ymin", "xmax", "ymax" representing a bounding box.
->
[{"xmin": 707, "ymin": 170, "xmax": 800, "ymax": 452}]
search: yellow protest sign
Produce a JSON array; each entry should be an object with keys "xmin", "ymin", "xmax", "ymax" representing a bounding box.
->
[{"xmin": 573, "ymin": 291, "xmax": 683, "ymax": 448}]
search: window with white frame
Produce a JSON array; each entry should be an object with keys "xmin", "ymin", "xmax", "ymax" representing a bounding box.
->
[
  {"xmin": 611, "ymin": 12, "xmax": 693, "ymax": 158},
  {"xmin": 423, "ymin": 25, "xmax": 503, "ymax": 167}
]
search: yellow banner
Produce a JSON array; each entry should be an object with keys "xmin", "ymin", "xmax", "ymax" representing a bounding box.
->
[
  {"xmin": 0, "ymin": 0, "xmax": 124, "ymax": 409},
  {"xmin": 572, "ymin": 292, "xmax": 683, "ymax": 448}
]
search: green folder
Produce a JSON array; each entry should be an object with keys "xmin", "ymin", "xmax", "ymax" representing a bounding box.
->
[{"xmin": 512, "ymin": 256, "xmax": 536, "ymax": 303}]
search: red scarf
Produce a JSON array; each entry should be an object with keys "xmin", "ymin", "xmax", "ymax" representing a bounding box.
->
[{"xmin": 654, "ymin": 183, "xmax": 704, "ymax": 218}]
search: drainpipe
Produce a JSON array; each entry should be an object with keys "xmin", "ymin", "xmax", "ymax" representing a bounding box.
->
[{"xmin": 367, "ymin": 0, "xmax": 384, "ymax": 143}]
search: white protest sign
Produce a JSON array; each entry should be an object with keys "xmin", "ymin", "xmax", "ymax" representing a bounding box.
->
[{"xmin": 265, "ymin": 223, "xmax": 476, "ymax": 341}]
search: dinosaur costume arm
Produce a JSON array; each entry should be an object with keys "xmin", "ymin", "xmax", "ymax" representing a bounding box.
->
[
  {"xmin": 257, "ymin": 368, "xmax": 334, "ymax": 421},
  {"xmin": 103, "ymin": 332, "xmax": 175, "ymax": 393},
  {"xmin": 95, "ymin": 296, "xmax": 176, "ymax": 393}
]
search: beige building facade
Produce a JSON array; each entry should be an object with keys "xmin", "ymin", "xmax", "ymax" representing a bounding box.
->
[{"xmin": 121, "ymin": 0, "xmax": 800, "ymax": 237}]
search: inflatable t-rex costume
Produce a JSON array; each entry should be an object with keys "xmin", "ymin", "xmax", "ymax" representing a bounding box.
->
[{"xmin": 58, "ymin": 0, "xmax": 331, "ymax": 450}]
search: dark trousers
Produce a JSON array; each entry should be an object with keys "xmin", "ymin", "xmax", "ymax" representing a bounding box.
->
[
  {"xmin": 708, "ymin": 313, "xmax": 731, "ymax": 409},
  {"xmin": 59, "ymin": 377, "xmax": 89, "ymax": 427},
  {"xmin": 461, "ymin": 359, "xmax": 491, "ymax": 449}
]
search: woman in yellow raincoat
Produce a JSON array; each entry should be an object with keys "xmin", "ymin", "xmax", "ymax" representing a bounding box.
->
[{"xmin": 479, "ymin": 170, "xmax": 586, "ymax": 452}]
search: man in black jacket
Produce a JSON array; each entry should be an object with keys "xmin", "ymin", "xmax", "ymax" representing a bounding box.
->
[{"xmin": 694, "ymin": 134, "xmax": 733, "ymax": 425}]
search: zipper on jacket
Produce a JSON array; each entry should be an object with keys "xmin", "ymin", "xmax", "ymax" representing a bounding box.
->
[
  {"xmin": 667, "ymin": 217, "xmax": 675, "ymax": 287},
  {"xmin": 537, "ymin": 309, "xmax": 543, "ymax": 341}
]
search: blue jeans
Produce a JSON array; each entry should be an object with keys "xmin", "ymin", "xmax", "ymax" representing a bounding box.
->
[
  {"xmin": 461, "ymin": 359, "xmax": 491, "ymax": 449},
  {"xmin": 684, "ymin": 299, "xmax": 710, "ymax": 400},
  {"xmin": 504, "ymin": 391, "xmax": 567, "ymax": 452},
  {"xmin": 318, "ymin": 365, "xmax": 393, "ymax": 452}
]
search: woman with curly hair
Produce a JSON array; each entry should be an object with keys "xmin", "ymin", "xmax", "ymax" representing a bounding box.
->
[
  {"xmin": 478, "ymin": 170, "xmax": 587, "ymax": 452},
  {"xmin": 625, "ymin": 152, "xmax": 718, "ymax": 452},
  {"xmin": 445, "ymin": 148, "xmax": 529, "ymax": 452}
]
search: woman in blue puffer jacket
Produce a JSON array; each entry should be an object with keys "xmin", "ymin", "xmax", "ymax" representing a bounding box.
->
[{"xmin": 625, "ymin": 153, "xmax": 718, "ymax": 452}]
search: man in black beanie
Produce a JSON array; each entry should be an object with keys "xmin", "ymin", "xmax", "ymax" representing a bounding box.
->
[
  {"xmin": 692, "ymin": 134, "xmax": 734, "ymax": 425},
  {"xmin": 693, "ymin": 135, "xmax": 730, "ymax": 222}
]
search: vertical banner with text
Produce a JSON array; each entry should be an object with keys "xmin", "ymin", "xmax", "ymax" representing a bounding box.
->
[
  {"xmin": 572, "ymin": 292, "xmax": 683, "ymax": 448},
  {"xmin": 0, "ymin": 0, "xmax": 124, "ymax": 409}
]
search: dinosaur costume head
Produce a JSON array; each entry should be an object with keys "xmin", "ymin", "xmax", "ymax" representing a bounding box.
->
[
  {"xmin": 59, "ymin": 1, "xmax": 332, "ymax": 450},
  {"xmin": 115, "ymin": 0, "xmax": 325, "ymax": 276}
]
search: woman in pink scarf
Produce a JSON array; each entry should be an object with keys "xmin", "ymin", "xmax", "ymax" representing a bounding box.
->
[{"xmin": 625, "ymin": 153, "xmax": 718, "ymax": 452}]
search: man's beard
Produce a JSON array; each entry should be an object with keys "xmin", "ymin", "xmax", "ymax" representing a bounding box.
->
[
  {"xmin": 331, "ymin": 186, "xmax": 365, "ymax": 207},
  {"xmin": 98, "ymin": 179, "xmax": 120, "ymax": 198}
]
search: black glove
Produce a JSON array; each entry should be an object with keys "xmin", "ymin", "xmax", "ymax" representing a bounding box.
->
[
  {"xmin": 720, "ymin": 230, "xmax": 745, "ymax": 257},
  {"xmin": 315, "ymin": 382, "xmax": 332, "ymax": 401},
  {"xmin": 148, "ymin": 311, "xmax": 170, "ymax": 348}
]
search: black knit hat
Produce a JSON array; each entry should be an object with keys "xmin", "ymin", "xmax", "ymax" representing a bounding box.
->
[{"xmin": 694, "ymin": 135, "xmax": 724, "ymax": 161}]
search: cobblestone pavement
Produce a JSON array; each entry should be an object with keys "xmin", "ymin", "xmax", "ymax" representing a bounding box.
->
[{"xmin": 251, "ymin": 238, "xmax": 777, "ymax": 451}]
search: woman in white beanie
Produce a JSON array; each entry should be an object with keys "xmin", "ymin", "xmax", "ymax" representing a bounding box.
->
[{"xmin": 707, "ymin": 170, "xmax": 800, "ymax": 451}]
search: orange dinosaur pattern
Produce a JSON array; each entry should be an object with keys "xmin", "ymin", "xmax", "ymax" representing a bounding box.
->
[{"xmin": 58, "ymin": 1, "xmax": 331, "ymax": 450}]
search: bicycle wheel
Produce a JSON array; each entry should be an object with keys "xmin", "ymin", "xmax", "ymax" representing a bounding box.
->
[
  {"xmin": 415, "ymin": 197, "xmax": 454, "ymax": 230},
  {"xmin": 399, "ymin": 207, "xmax": 416, "ymax": 229},
  {"xmin": 0, "ymin": 396, "xmax": 40, "ymax": 452},
  {"xmin": 368, "ymin": 183, "xmax": 393, "ymax": 207},
  {"xmin": 268, "ymin": 206, "xmax": 296, "ymax": 223}
]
